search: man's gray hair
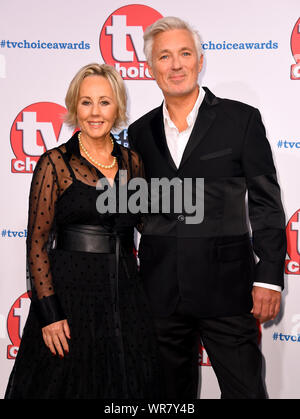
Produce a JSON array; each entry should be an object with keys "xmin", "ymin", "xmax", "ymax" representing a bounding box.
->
[{"xmin": 143, "ymin": 16, "xmax": 203, "ymax": 66}]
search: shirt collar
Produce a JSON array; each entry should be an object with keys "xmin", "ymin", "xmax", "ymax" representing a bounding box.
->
[{"xmin": 163, "ymin": 85, "xmax": 205, "ymax": 131}]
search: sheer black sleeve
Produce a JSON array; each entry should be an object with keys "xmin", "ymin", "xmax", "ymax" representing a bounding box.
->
[{"xmin": 26, "ymin": 150, "xmax": 66, "ymax": 326}]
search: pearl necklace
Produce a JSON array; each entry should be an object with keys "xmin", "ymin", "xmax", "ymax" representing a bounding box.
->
[{"xmin": 78, "ymin": 132, "xmax": 116, "ymax": 169}]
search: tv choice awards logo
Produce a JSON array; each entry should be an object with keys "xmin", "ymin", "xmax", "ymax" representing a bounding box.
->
[
  {"xmin": 99, "ymin": 4, "xmax": 163, "ymax": 80},
  {"xmin": 291, "ymin": 18, "xmax": 300, "ymax": 80},
  {"xmin": 10, "ymin": 102, "xmax": 74, "ymax": 173},
  {"xmin": 285, "ymin": 209, "xmax": 300, "ymax": 275},
  {"xmin": 7, "ymin": 292, "xmax": 31, "ymax": 359}
]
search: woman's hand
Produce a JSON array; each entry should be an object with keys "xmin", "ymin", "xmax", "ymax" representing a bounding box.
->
[{"xmin": 42, "ymin": 319, "xmax": 71, "ymax": 358}]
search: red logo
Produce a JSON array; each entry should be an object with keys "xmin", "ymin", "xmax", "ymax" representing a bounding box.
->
[
  {"xmin": 99, "ymin": 4, "xmax": 163, "ymax": 80},
  {"xmin": 10, "ymin": 102, "xmax": 73, "ymax": 173},
  {"xmin": 285, "ymin": 209, "xmax": 300, "ymax": 274},
  {"xmin": 199, "ymin": 345, "xmax": 211, "ymax": 367},
  {"xmin": 291, "ymin": 18, "xmax": 300, "ymax": 80},
  {"xmin": 7, "ymin": 292, "xmax": 31, "ymax": 359}
]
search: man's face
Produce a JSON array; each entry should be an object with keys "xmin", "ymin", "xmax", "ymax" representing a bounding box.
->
[{"xmin": 149, "ymin": 29, "xmax": 203, "ymax": 100}]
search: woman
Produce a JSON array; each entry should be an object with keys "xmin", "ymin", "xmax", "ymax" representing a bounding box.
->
[{"xmin": 5, "ymin": 63, "xmax": 160, "ymax": 399}]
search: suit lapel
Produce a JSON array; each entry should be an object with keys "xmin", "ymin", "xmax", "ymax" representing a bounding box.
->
[
  {"xmin": 150, "ymin": 105, "xmax": 178, "ymax": 172},
  {"xmin": 179, "ymin": 88, "xmax": 218, "ymax": 169},
  {"xmin": 149, "ymin": 88, "xmax": 219, "ymax": 172}
]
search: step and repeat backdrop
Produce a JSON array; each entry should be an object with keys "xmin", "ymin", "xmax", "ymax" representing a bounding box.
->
[{"xmin": 0, "ymin": 0, "xmax": 299, "ymax": 399}]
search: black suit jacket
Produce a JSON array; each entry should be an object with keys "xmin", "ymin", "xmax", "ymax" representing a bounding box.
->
[{"xmin": 128, "ymin": 87, "xmax": 286, "ymax": 318}]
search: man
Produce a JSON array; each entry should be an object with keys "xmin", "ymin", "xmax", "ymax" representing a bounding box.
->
[{"xmin": 128, "ymin": 17, "xmax": 286, "ymax": 399}]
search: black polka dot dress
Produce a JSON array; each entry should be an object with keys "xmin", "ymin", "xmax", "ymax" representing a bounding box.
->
[{"xmin": 5, "ymin": 132, "xmax": 161, "ymax": 399}]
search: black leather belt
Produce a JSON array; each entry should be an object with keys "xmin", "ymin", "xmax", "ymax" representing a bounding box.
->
[
  {"xmin": 55, "ymin": 224, "xmax": 134, "ymax": 314},
  {"xmin": 56, "ymin": 224, "xmax": 133, "ymax": 254}
]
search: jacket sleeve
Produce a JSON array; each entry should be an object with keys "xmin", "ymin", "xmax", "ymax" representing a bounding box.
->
[{"xmin": 242, "ymin": 108, "xmax": 287, "ymax": 288}]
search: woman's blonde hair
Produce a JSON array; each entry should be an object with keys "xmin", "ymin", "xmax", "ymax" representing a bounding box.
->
[{"xmin": 65, "ymin": 63, "xmax": 127, "ymax": 129}]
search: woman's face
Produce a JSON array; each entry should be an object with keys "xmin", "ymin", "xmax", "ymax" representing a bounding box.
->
[{"xmin": 76, "ymin": 75, "xmax": 118, "ymax": 142}]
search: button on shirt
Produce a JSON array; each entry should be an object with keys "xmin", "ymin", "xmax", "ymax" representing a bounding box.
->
[{"xmin": 162, "ymin": 86, "xmax": 281, "ymax": 293}]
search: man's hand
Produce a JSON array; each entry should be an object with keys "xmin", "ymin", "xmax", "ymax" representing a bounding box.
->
[{"xmin": 251, "ymin": 286, "xmax": 281, "ymax": 323}]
